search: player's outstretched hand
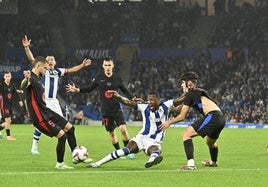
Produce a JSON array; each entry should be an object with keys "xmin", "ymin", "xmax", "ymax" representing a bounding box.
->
[
  {"xmin": 82, "ymin": 58, "xmax": 92, "ymax": 67},
  {"xmin": 22, "ymin": 35, "xmax": 31, "ymax": 47},
  {"xmin": 66, "ymin": 83, "xmax": 79, "ymax": 93}
]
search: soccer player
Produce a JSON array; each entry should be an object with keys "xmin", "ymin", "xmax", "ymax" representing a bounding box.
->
[
  {"xmin": 88, "ymin": 90, "xmax": 179, "ymax": 168},
  {"xmin": 21, "ymin": 57, "xmax": 78, "ymax": 169},
  {"xmin": 66, "ymin": 56, "xmax": 136, "ymax": 159},
  {"xmin": 22, "ymin": 35, "xmax": 92, "ymax": 156},
  {"xmin": 0, "ymin": 72, "xmax": 24, "ymax": 140},
  {"xmin": 160, "ymin": 71, "xmax": 226, "ymax": 170}
]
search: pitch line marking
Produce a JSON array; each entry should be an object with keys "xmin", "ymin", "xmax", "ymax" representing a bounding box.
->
[{"xmin": 1, "ymin": 168, "xmax": 268, "ymax": 175}]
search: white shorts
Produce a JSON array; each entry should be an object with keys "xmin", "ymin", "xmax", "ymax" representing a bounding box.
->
[
  {"xmin": 131, "ymin": 134, "xmax": 161, "ymax": 155},
  {"xmin": 46, "ymin": 98, "xmax": 63, "ymax": 117}
]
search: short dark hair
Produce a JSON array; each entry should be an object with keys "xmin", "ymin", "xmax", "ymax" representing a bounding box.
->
[
  {"xmin": 33, "ymin": 56, "xmax": 48, "ymax": 67},
  {"xmin": 148, "ymin": 91, "xmax": 160, "ymax": 98},
  {"xmin": 179, "ymin": 71, "xmax": 199, "ymax": 81},
  {"xmin": 103, "ymin": 56, "xmax": 114, "ymax": 62}
]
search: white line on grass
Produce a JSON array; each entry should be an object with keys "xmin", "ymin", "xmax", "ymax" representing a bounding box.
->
[{"xmin": 1, "ymin": 168, "xmax": 268, "ymax": 175}]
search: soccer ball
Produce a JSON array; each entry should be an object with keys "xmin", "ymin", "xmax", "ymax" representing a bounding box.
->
[{"xmin": 72, "ymin": 146, "xmax": 89, "ymax": 161}]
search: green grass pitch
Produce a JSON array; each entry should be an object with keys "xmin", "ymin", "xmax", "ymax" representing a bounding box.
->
[{"xmin": 0, "ymin": 124, "xmax": 267, "ymax": 187}]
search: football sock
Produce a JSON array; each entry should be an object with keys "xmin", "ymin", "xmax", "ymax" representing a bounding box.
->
[
  {"xmin": 96, "ymin": 148, "xmax": 130, "ymax": 166},
  {"xmin": 6, "ymin": 129, "xmax": 10, "ymax": 136},
  {"xmin": 66, "ymin": 126, "xmax": 77, "ymax": 152},
  {"xmin": 183, "ymin": 139, "xmax": 194, "ymax": 160},
  {"xmin": 32, "ymin": 129, "xmax": 42, "ymax": 150},
  {"xmin": 113, "ymin": 142, "xmax": 120, "ymax": 150},
  {"xmin": 148, "ymin": 151, "xmax": 160, "ymax": 162},
  {"xmin": 209, "ymin": 147, "xmax": 218, "ymax": 163},
  {"xmin": 123, "ymin": 140, "xmax": 129, "ymax": 147},
  {"xmin": 0, "ymin": 126, "xmax": 4, "ymax": 131},
  {"xmin": 56, "ymin": 134, "xmax": 66, "ymax": 163}
]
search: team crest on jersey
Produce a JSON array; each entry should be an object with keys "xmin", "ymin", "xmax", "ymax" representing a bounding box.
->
[
  {"xmin": 107, "ymin": 82, "xmax": 111, "ymax": 86},
  {"xmin": 149, "ymin": 115, "xmax": 162, "ymax": 122}
]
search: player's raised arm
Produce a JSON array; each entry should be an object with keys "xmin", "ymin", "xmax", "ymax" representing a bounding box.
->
[
  {"xmin": 66, "ymin": 58, "xmax": 92, "ymax": 74},
  {"xmin": 22, "ymin": 35, "xmax": 35, "ymax": 63}
]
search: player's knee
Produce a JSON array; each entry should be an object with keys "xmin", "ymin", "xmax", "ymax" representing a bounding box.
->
[{"xmin": 66, "ymin": 126, "xmax": 75, "ymax": 135}]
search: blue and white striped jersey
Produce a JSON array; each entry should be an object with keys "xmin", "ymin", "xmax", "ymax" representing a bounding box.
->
[
  {"xmin": 136, "ymin": 99, "xmax": 174, "ymax": 142},
  {"xmin": 41, "ymin": 68, "xmax": 66, "ymax": 99}
]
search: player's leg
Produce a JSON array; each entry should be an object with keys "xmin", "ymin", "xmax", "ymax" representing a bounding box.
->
[
  {"xmin": 54, "ymin": 130, "xmax": 73, "ymax": 169},
  {"xmin": 144, "ymin": 139, "xmax": 163, "ymax": 168},
  {"xmin": 201, "ymin": 136, "xmax": 218, "ymax": 167},
  {"xmin": 88, "ymin": 141, "xmax": 138, "ymax": 168},
  {"xmin": 181, "ymin": 125, "xmax": 198, "ymax": 170},
  {"xmin": 118, "ymin": 124, "xmax": 130, "ymax": 147},
  {"xmin": 63, "ymin": 122, "xmax": 92, "ymax": 164},
  {"xmin": 116, "ymin": 113, "xmax": 135, "ymax": 159},
  {"xmin": 0, "ymin": 112, "xmax": 4, "ymax": 138},
  {"xmin": 0, "ymin": 122, "xmax": 4, "ymax": 139},
  {"xmin": 64, "ymin": 122, "xmax": 77, "ymax": 152},
  {"xmin": 31, "ymin": 128, "xmax": 42, "ymax": 154},
  {"xmin": 201, "ymin": 113, "xmax": 225, "ymax": 167},
  {"xmin": 4, "ymin": 117, "xmax": 15, "ymax": 140},
  {"xmin": 103, "ymin": 117, "xmax": 121, "ymax": 150}
]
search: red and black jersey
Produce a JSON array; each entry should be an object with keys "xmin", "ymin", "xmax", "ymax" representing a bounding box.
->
[
  {"xmin": 23, "ymin": 72, "xmax": 54, "ymax": 123},
  {"xmin": 0, "ymin": 81, "xmax": 20, "ymax": 110},
  {"xmin": 80, "ymin": 72, "xmax": 132, "ymax": 116}
]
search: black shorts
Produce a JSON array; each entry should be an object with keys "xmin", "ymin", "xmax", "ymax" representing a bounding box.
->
[
  {"xmin": 102, "ymin": 110, "xmax": 126, "ymax": 132},
  {"xmin": 33, "ymin": 112, "xmax": 68, "ymax": 137},
  {"xmin": 1, "ymin": 108, "xmax": 12, "ymax": 119},
  {"xmin": 191, "ymin": 110, "xmax": 225, "ymax": 139}
]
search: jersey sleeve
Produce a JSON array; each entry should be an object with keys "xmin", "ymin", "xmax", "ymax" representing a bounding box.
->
[
  {"xmin": 79, "ymin": 75, "xmax": 98, "ymax": 93},
  {"xmin": 58, "ymin": 68, "xmax": 66, "ymax": 77},
  {"xmin": 183, "ymin": 92, "xmax": 193, "ymax": 106},
  {"xmin": 136, "ymin": 102, "xmax": 148, "ymax": 111},
  {"xmin": 164, "ymin": 99, "xmax": 175, "ymax": 109}
]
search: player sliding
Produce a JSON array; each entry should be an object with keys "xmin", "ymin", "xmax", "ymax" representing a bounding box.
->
[{"xmin": 88, "ymin": 90, "xmax": 184, "ymax": 168}]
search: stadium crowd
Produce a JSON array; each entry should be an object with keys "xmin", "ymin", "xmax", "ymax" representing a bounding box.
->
[{"xmin": 60, "ymin": 49, "xmax": 267, "ymax": 124}]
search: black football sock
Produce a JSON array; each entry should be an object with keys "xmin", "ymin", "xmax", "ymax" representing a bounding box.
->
[
  {"xmin": 66, "ymin": 126, "xmax": 77, "ymax": 152},
  {"xmin": 0, "ymin": 126, "xmax": 4, "ymax": 131},
  {"xmin": 56, "ymin": 135, "xmax": 66, "ymax": 163},
  {"xmin": 209, "ymin": 147, "xmax": 218, "ymax": 163},
  {"xmin": 113, "ymin": 142, "xmax": 120, "ymax": 150},
  {"xmin": 123, "ymin": 140, "xmax": 129, "ymax": 147},
  {"xmin": 183, "ymin": 139, "xmax": 194, "ymax": 160},
  {"xmin": 6, "ymin": 129, "xmax": 10, "ymax": 136}
]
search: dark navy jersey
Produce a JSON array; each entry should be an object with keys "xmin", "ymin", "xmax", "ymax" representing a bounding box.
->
[
  {"xmin": 80, "ymin": 72, "xmax": 132, "ymax": 116},
  {"xmin": 0, "ymin": 81, "xmax": 20, "ymax": 110},
  {"xmin": 24, "ymin": 72, "xmax": 54, "ymax": 123},
  {"xmin": 183, "ymin": 88, "xmax": 216, "ymax": 116}
]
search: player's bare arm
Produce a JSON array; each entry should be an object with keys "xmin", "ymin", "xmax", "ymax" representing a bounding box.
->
[
  {"xmin": 67, "ymin": 58, "xmax": 92, "ymax": 73},
  {"xmin": 22, "ymin": 35, "xmax": 35, "ymax": 63},
  {"xmin": 159, "ymin": 104, "xmax": 190, "ymax": 130},
  {"xmin": 107, "ymin": 90, "xmax": 136, "ymax": 108},
  {"xmin": 173, "ymin": 93, "xmax": 186, "ymax": 106}
]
